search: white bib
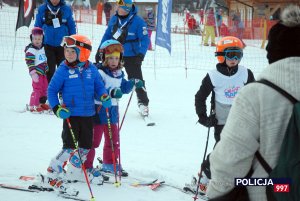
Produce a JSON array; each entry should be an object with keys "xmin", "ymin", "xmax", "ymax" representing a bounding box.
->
[{"xmin": 208, "ymin": 65, "xmax": 248, "ymax": 105}]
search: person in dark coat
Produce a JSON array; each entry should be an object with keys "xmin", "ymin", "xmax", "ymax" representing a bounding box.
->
[{"xmin": 103, "ymin": 1, "xmax": 112, "ymax": 25}]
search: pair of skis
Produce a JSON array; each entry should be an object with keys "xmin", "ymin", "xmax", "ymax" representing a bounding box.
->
[
  {"xmin": 16, "ymin": 104, "xmax": 54, "ymax": 115},
  {"xmin": 131, "ymin": 179, "xmax": 165, "ymax": 190},
  {"xmin": 1, "ymin": 175, "xmax": 209, "ymax": 201},
  {"xmin": 131, "ymin": 180, "xmax": 208, "ymax": 200},
  {"xmin": 0, "ymin": 183, "xmax": 88, "ymax": 201}
]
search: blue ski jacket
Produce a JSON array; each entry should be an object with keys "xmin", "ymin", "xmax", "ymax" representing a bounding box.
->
[
  {"xmin": 100, "ymin": 5, "xmax": 149, "ymax": 57},
  {"xmin": 34, "ymin": 0, "xmax": 76, "ymax": 47},
  {"xmin": 94, "ymin": 65, "xmax": 134, "ymax": 124},
  {"xmin": 48, "ymin": 61, "xmax": 107, "ymax": 117}
]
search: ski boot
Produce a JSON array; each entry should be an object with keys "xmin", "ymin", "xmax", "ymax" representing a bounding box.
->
[
  {"xmin": 29, "ymin": 105, "xmax": 44, "ymax": 113},
  {"xmin": 40, "ymin": 103, "xmax": 53, "ymax": 114},
  {"xmin": 101, "ymin": 163, "xmax": 128, "ymax": 177},
  {"xmin": 37, "ymin": 167, "xmax": 79, "ymax": 196},
  {"xmin": 184, "ymin": 175, "xmax": 208, "ymax": 195},
  {"xmin": 87, "ymin": 167, "xmax": 110, "ymax": 182},
  {"xmin": 138, "ymin": 103, "xmax": 149, "ymax": 116}
]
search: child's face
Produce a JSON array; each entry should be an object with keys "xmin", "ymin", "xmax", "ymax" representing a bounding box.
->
[
  {"xmin": 32, "ymin": 35, "xmax": 43, "ymax": 47},
  {"xmin": 50, "ymin": 0, "xmax": 60, "ymax": 6},
  {"xmin": 225, "ymin": 58, "xmax": 239, "ymax": 67},
  {"xmin": 64, "ymin": 47, "xmax": 77, "ymax": 63},
  {"xmin": 107, "ymin": 56, "xmax": 120, "ymax": 69}
]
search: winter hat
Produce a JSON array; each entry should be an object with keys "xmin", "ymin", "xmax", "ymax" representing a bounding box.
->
[
  {"xmin": 30, "ymin": 27, "xmax": 43, "ymax": 41},
  {"xmin": 119, "ymin": 0, "xmax": 132, "ymax": 13},
  {"xmin": 31, "ymin": 27, "xmax": 43, "ymax": 36},
  {"xmin": 266, "ymin": 5, "xmax": 300, "ymax": 64}
]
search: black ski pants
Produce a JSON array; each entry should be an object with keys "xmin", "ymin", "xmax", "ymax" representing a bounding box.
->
[
  {"xmin": 214, "ymin": 124, "xmax": 224, "ymax": 146},
  {"xmin": 123, "ymin": 56, "xmax": 149, "ymax": 106},
  {"xmin": 45, "ymin": 45, "xmax": 65, "ymax": 83},
  {"xmin": 62, "ymin": 116, "xmax": 94, "ymax": 149}
]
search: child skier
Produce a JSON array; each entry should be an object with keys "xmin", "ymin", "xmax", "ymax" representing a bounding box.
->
[
  {"xmin": 45, "ymin": 34, "xmax": 111, "ymax": 195},
  {"xmin": 84, "ymin": 39, "xmax": 143, "ymax": 177},
  {"xmin": 25, "ymin": 27, "xmax": 50, "ymax": 113},
  {"xmin": 193, "ymin": 36, "xmax": 255, "ymax": 194}
]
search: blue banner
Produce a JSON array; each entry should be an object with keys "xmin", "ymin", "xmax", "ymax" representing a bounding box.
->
[{"xmin": 155, "ymin": 0, "xmax": 172, "ymax": 54}]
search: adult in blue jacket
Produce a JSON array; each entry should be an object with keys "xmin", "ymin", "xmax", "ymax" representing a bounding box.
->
[
  {"xmin": 35, "ymin": 0, "xmax": 76, "ymax": 83},
  {"xmin": 96, "ymin": 0, "xmax": 150, "ymax": 116}
]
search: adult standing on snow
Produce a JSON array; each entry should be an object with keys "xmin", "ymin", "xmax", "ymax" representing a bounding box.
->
[
  {"xmin": 35, "ymin": 0, "xmax": 76, "ymax": 83},
  {"xmin": 96, "ymin": 0, "xmax": 150, "ymax": 116},
  {"xmin": 103, "ymin": 0, "xmax": 112, "ymax": 25},
  {"xmin": 203, "ymin": 8, "xmax": 216, "ymax": 46},
  {"xmin": 216, "ymin": 8, "xmax": 223, "ymax": 36},
  {"xmin": 144, "ymin": 7, "xmax": 155, "ymax": 50},
  {"xmin": 232, "ymin": 11, "xmax": 246, "ymax": 47},
  {"xmin": 199, "ymin": 8, "xmax": 204, "ymax": 25},
  {"xmin": 206, "ymin": 5, "xmax": 300, "ymax": 201}
]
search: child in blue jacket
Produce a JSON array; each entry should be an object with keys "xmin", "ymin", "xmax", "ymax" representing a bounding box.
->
[
  {"xmin": 84, "ymin": 39, "xmax": 143, "ymax": 177},
  {"xmin": 46, "ymin": 34, "xmax": 111, "ymax": 194}
]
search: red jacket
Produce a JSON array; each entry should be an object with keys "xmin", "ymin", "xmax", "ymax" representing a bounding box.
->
[
  {"xmin": 206, "ymin": 9, "xmax": 215, "ymax": 26},
  {"xmin": 199, "ymin": 10, "xmax": 204, "ymax": 17},
  {"xmin": 188, "ymin": 18, "xmax": 197, "ymax": 29}
]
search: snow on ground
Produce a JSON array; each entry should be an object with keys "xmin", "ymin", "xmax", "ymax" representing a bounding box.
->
[
  {"xmin": 0, "ymin": 4, "xmax": 267, "ymax": 201},
  {"xmin": 0, "ymin": 62, "xmax": 214, "ymax": 201}
]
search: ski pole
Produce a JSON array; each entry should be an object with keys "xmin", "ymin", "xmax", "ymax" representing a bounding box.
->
[
  {"xmin": 105, "ymin": 107, "xmax": 120, "ymax": 187},
  {"xmin": 193, "ymin": 110, "xmax": 214, "ymax": 201},
  {"xmin": 117, "ymin": 101, "xmax": 122, "ymax": 182},
  {"xmin": 66, "ymin": 118, "xmax": 96, "ymax": 201},
  {"xmin": 119, "ymin": 87, "xmax": 135, "ymax": 131}
]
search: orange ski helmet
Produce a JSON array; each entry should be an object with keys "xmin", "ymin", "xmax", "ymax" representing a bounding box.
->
[
  {"xmin": 61, "ymin": 34, "xmax": 92, "ymax": 62},
  {"xmin": 215, "ymin": 36, "xmax": 244, "ymax": 63}
]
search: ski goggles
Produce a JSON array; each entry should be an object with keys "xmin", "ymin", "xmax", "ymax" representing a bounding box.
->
[
  {"xmin": 224, "ymin": 49, "xmax": 243, "ymax": 60},
  {"xmin": 101, "ymin": 44, "xmax": 123, "ymax": 54},
  {"xmin": 61, "ymin": 36, "xmax": 92, "ymax": 51},
  {"xmin": 215, "ymin": 49, "xmax": 243, "ymax": 61},
  {"xmin": 116, "ymin": 0, "xmax": 132, "ymax": 7}
]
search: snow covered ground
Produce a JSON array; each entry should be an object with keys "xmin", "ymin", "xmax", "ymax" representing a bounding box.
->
[
  {"xmin": 0, "ymin": 63, "xmax": 217, "ymax": 201},
  {"xmin": 0, "ymin": 3, "xmax": 268, "ymax": 201}
]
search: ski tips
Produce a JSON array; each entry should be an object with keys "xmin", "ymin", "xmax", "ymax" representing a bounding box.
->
[
  {"xmin": 147, "ymin": 122, "xmax": 155, "ymax": 126},
  {"xmin": 131, "ymin": 182, "xmax": 139, "ymax": 187},
  {"xmin": 90, "ymin": 197, "xmax": 96, "ymax": 201}
]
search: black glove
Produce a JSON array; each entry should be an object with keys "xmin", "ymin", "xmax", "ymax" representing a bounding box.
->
[{"xmin": 198, "ymin": 114, "xmax": 218, "ymax": 128}]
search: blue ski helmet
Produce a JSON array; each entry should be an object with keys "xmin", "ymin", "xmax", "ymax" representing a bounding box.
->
[{"xmin": 99, "ymin": 39, "xmax": 123, "ymax": 62}]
